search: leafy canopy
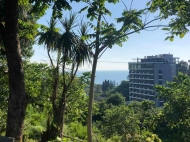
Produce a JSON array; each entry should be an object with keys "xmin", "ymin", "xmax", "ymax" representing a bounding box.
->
[{"xmin": 147, "ymin": 0, "xmax": 190, "ymax": 41}]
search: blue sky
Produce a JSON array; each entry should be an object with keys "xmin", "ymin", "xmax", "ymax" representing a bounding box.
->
[{"xmin": 31, "ymin": 0, "xmax": 190, "ymax": 71}]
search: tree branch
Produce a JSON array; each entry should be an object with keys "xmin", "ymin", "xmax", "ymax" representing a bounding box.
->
[
  {"xmin": 121, "ymin": 0, "xmax": 128, "ymax": 11},
  {"xmin": 130, "ymin": 0, "xmax": 134, "ymax": 11},
  {"xmin": 47, "ymin": 47, "xmax": 55, "ymax": 68},
  {"xmin": 65, "ymin": 62, "xmax": 79, "ymax": 97},
  {"xmin": 98, "ymin": 46, "xmax": 108, "ymax": 59}
]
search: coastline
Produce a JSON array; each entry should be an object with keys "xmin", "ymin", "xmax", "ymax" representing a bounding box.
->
[{"xmin": 77, "ymin": 70, "xmax": 129, "ymax": 84}]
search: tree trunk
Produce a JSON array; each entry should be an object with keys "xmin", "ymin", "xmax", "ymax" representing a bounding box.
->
[
  {"xmin": 41, "ymin": 106, "xmax": 65, "ymax": 141},
  {"xmin": 41, "ymin": 92, "xmax": 66, "ymax": 142},
  {"xmin": 41, "ymin": 55, "xmax": 78, "ymax": 141},
  {"xmin": 2, "ymin": 0, "xmax": 27, "ymax": 141},
  {"xmin": 41, "ymin": 63, "xmax": 67, "ymax": 142},
  {"xmin": 87, "ymin": 12, "xmax": 101, "ymax": 142},
  {"xmin": 52, "ymin": 67, "xmax": 59, "ymax": 115},
  {"xmin": 87, "ymin": 53, "xmax": 98, "ymax": 142},
  {"xmin": 58, "ymin": 94, "xmax": 66, "ymax": 138}
]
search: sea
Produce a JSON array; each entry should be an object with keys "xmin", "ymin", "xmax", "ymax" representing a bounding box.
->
[{"xmin": 77, "ymin": 70, "xmax": 129, "ymax": 85}]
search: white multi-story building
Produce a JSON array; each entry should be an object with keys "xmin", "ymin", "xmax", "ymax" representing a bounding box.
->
[{"xmin": 128, "ymin": 54, "xmax": 179, "ymax": 106}]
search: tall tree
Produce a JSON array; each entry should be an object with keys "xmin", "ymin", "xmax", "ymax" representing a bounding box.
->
[
  {"xmin": 0, "ymin": 0, "xmax": 27, "ymax": 140},
  {"xmin": 102, "ymin": 80, "xmax": 115, "ymax": 92},
  {"xmin": 38, "ymin": 13, "xmax": 91, "ymax": 141},
  {"xmin": 79, "ymin": 1, "xmax": 164, "ymax": 141},
  {"xmin": 53, "ymin": 13, "xmax": 90, "ymax": 140},
  {"xmin": 0, "ymin": 0, "xmax": 48, "ymax": 140},
  {"xmin": 106, "ymin": 92, "xmax": 125, "ymax": 106},
  {"xmin": 0, "ymin": 0, "xmax": 81, "ymax": 140},
  {"xmin": 113, "ymin": 81, "xmax": 129, "ymax": 101},
  {"xmin": 37, "ymin": 17, "xmax": 62, "ymax": 141},
  {"xmin": 176, "ymin": 60, "xmax": 188, "ymax": 75}
]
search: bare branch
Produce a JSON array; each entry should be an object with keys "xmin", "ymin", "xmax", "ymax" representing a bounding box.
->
[
  {"xmin": 130, "ymin": 0, "xmax": 134, "ymax": 11},
  {"xmin": 143, "ymin": 16, "xmax": 161, "ymax": 27},
  {"xmin": 100, "ymin": 22, "xmax": 167, "ymax": 51},
  {"xmin": 125, "ymin": 24, "xmax": 166, "ymax": 37},
  {"xmin": 99, "ymin": 45, "xmax": 107, "ymax": 54},
  {"xmin": 143, "ymin": 10, "xmax": 151, "ymax": 25},
  {"xmin": 65, "ymin": 62, "xmax": 79, "ymax": 94},
  {"xmin": 121, "ymin": 0, "xmax": 128, "ymax": 11},
  {"xmin": 47, "ymin": 47, "xmax": 55, "ymax": 68},
  {"xmin": 102, "ymin": 15, "xmax": 109, "ymax": 25},
  {"xmin": 56, "ymin": 49, "xmax": 61, "ymax": 68},
  {"xmin": 144, "ymin": 26, "xmax": 160, "ymax": 31},
  {"xmin": 98, "ymin": 46, "xmax": 108, "ymax": 59}
]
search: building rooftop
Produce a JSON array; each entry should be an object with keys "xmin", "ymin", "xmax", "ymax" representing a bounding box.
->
[{"xmin": 129, "ymin": 54, "xmax": 179, "ymax": 63}]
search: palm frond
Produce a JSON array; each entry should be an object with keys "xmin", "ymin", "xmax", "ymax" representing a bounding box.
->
[
  {"xmin": 37, "ymin": 17, "xmax": 60, "ymax": 52},
  {"xmin": 58, "ymin": 13, "xmax": 92, "ymax": 65}
]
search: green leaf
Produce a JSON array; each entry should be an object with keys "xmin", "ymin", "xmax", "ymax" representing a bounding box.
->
[
  {"xmin": 164, "ymin": 36, "xmax": 169, "ymax": 41},
  {"xmin": 180, "ymin": 33, "xmax": 185, "ymax": 38},
  {"xmin": 146, "ymin": 1, "xmax": 151, "ymax": 6},
  {"xmin": 169, "ymin": 36, "xmax": 174, "ymax": 42},
  {"xmin": 78, "ymin": 6, "xmax": 88, "ymax": 13},
  {"xmin": 162, "ymin": 27, "xmax": 170, "ymax": 31}
]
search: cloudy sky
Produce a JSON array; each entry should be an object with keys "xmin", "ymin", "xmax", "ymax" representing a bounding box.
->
[{"xmin": 31, "ymin": 0, "xmax": 190, "ymax": 71}]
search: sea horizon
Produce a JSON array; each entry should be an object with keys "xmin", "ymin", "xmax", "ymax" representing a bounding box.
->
[{"xmin": 77, "ymin": 70, "xmax": 129, "ymax": 85}]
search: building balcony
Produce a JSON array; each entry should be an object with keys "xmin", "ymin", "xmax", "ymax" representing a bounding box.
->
[
  {"xmin": 129, "ymin": 82, "xmax": 155, "ymax": 86},
  {"xmin": 129, "ymin": 68, "xmax": 153, "ymax": 70},
  {"xmin": 129, "ymin": 84, "xmax": 154, "ymax": 88},
  {"xmin": 130, "ymin": 96, "xmax": 145, "ymax": 100},
  {"xmin": 130, "ymin": 91, "xmax": 155, "ymax": 96},
  {"xmin": 130, "ymin": 93, "xmax": 155, "ymax": 101},
  {"xmin": 129, "ymin": 72, "xmax": 154, "ymax": 75},
  {"xmin": 129, "ymin": 77, "xmax": 154, "ymax": 80},
  {"xmin": 130, "ymin": 95, "xmax": 155, "ymax": 101},
  {"xmin": 129, "ymin": 86, "xmax": 155, "ymax": 91}
]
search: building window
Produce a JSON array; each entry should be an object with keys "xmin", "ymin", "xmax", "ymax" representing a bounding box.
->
[
  {"xmin": 137, "ymin": 65, "xmax": 141, "ymax": 69},
  {"xmin": 159, "ymin": 102, "xmax": 164, "ymax": 106},
  {"xmin": 159, "ymin": 80, "xmax": 163, "ymax": 84},
  {"xmin": 158, "ymin": 70, "xmax": 162, "ymax": 74},
  {"xmin": 129, "ymin": 65, "xmax": 132, "ymax": 69},
  {"xmin": 159, "ymin": 75, "xmax": 163, "ymax": 79}
]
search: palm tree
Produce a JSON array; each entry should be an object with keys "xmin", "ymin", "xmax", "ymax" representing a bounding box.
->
[
  {"xmin": 37, "ymin": 17, "xmax": 61, "ymax": 118},
  {"xmin": 38, "ymin": 18, "xmax": 61, "ymax": 66},
  {"xmin": 37, "ymin": 17, "xmax": 63, "ymax": 142},
  {"xmin": 38, "ymin": 13, "xmax": 91, "ymax": 141},
  {"xmin": 50, "ymin": 13, "xmax": 91, "ymax": 140}
]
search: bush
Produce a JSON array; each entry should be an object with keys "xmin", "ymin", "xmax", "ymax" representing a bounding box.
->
[{"xmin": 67, "ymin": 122, "xmax": 87, "ymax": 140}]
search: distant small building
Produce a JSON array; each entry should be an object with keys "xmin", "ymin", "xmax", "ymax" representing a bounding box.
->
[{"xmin": 128, "ymin": 54, "xmax": 179, "ymax": 107}]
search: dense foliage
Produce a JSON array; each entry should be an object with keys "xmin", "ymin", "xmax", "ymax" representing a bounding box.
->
[
  {"xmin": 101, "ymin": 80, "xmax": 116, "ymax": 92},
  {"xmin": 155, "ymin": 73, "xmax": 190, "ymax": 142},
  {"xmin": 148, "ymin": 0, "xmax": 190, "ymax": 40},
  {"xmin": 2, "ymin": 59, "xmax": 190, "ymax": 141},
  {"xmin": 176, "ymin": 60, "xmax": 190, "ymax": 75}
]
